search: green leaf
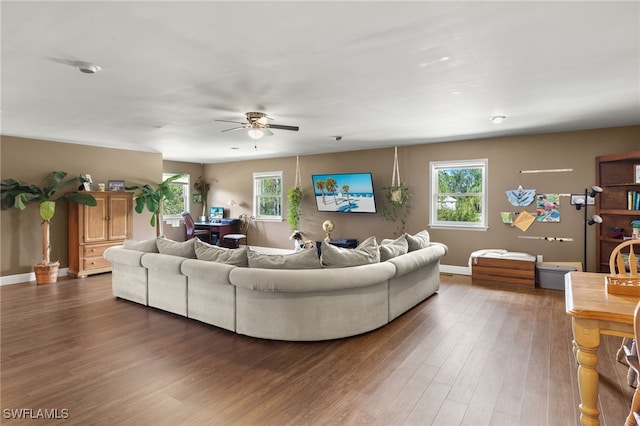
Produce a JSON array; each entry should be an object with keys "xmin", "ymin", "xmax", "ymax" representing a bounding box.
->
[{"xmin": 40, "ymin": 200, "xmax": 56, "ymax": 221}]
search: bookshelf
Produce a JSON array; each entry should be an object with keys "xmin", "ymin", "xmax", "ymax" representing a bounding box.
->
[{"xmin": 595, "ymin": 151, "xmax": 640, "ymax": 272}]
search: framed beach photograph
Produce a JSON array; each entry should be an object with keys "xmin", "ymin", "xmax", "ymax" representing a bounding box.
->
[
  {"xmin": 635, "ymin": 164, "xmax": 640, "ymax": 183},
  {"xmin": 108, "ymin": 180, "xmax": 125, "ymax": 191}
]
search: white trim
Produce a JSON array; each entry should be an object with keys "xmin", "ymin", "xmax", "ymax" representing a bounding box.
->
[
  {"xmin": 1, "ymin": 267, "xmax": 69, "ymax": 286},
  {"xmin": 439, "ymin": 264, "xmax": 471, "ymax": 276}
]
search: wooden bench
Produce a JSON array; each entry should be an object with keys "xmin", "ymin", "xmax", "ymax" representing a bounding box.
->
[{"xmin": 471, "ymin": 251, "xmax": 536, "ymax": 287}]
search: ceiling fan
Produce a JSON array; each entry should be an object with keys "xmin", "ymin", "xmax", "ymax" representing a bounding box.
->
[{"xmin": 216, "ymin": 112, "xmax": 299, "ymax": 140}]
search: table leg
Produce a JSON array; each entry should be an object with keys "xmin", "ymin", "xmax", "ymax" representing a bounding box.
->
[{"xmin": 573, "ymin": 318, "xmax": 601, "ymax": 426}]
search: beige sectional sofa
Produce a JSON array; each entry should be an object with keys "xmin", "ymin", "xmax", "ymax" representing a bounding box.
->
[{"xmin": 104, "ymin": 232, "xmax": 447, "ymax": 341}]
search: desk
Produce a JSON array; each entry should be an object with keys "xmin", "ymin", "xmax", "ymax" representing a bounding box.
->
[
  {"xmin": 194, "ymin": 221, "xmax": 238, "ymax": 245},
  {"xmin": 565, "ymin": 271, "xmax": 637, "ymax": 426}
]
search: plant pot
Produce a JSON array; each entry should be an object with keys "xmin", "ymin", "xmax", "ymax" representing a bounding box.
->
[
  {"xmin": 199, "ymin": 216, "xmax": 207, "ymax": 222},
  {"xmin": 34, "ymin": 262, "xmax": 59, "ymax": 285}
]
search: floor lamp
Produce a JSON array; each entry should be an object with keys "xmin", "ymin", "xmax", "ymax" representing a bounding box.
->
[{"xmin": 574, "ymin": 185, "xmax": 603, "ymax": 271}]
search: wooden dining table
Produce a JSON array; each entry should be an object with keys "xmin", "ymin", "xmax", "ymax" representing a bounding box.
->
[{"xmin": 565, "ymin": 271, "xmax": 638, "ymax": 426}]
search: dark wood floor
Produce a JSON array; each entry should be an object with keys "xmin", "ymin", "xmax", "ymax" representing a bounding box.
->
[{"xmin": 1, "ymin": 273, "xmax": 632, "ymax": 425}]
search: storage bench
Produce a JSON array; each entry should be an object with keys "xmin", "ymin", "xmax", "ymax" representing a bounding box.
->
[{"xmin": 470, "ymin": 250, "xmax": 536, "ymax": 287}]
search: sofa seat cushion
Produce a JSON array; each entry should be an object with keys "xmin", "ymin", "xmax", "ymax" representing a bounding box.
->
[
  {"xmin": 405, "ymin": 230, "xmax": 430, "ymax": 251},
  {"xmin": 156, "ymin": 237, "xmax": 197, "ymax": 258},
  {"xmin": 320, "ymin": 236, "xmax": 380, "ymax": 268},
  {"xmin": 195, "ymin": 239, "xmax": 248, "ymax": 266},
  {"xmin": 248, "ymin": 248, "xmax": 320, "ymax": 269},
  {"xmin": 379, "ymin": 235, "xmax": 409, "ymax": 261},
  {"xmin": 123, "ymin": 238, "xmax": 159, "ymax": 253}
]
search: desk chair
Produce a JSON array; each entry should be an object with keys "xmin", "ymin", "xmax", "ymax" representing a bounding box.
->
[
  {"xmin": 182, "ymin": 212, "xmax": 210, "ymax": 243},
  {"xmin": 611, "ymin": 240, "xmax": 640, "ymax": 388},
  {"xmin": 222, "ymin": 214, "xmax": 252, "ymax": 248}
]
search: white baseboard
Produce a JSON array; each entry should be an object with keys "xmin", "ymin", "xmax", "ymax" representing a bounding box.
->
[
  {"xmin": 1, "ymin": 267, "xmax": 69, "ymax": 286},
  {"xmin": 440, "ymin": 264, "xmax": 471, "ymax": 276}
]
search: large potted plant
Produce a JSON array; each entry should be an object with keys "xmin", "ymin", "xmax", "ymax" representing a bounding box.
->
[
  {"xmin": 1, "ymin": 171, "xmax": 97, "ymax": 284},
  {"xmin": 125, "ymin": 174, "xmax": 185, "ymax": 237},
  {"xmin": 193, "ymin": 176, "xmax": 210, "ymax": 222}
]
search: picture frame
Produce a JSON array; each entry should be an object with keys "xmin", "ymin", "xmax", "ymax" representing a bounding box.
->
[
  {"xmin": 108, "ymin": 180, "xmax": 125, "ymax": 191},
  {"xmin": 635, "ymin": 164, "xmax": 640, "ymax": 183},
  {"xmin": 80, "ymin": 173, "xmax": 93, "ymax": 191},
  {"xmin": 192, "ymin": 194, "xmax": 202, "ymax": 203}
]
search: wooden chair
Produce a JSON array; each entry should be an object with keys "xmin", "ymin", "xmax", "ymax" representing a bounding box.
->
[
  {"xmin": 222, "ymin": 214, "xmax": 252, "ymax": 248},
  {"xmin": 626, "ymin": 300, "xmax": 640, "ymax": 426},
  {"xmin": 611, "ymin": 240, "xmax": 640, "ymax": 388},
  {"xmin": 182, "ymin": 212, "xmax": 210, "ymax": 243}
]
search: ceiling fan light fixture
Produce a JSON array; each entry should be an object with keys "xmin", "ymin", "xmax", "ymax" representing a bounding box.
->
[{"xmin": 248, "ymin": 128, "xmax": 264, "ymax": 140}]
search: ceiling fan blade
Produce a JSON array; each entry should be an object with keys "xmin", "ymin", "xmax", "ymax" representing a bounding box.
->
[
  {"xmin": 267, "ymin": 124, "xmax": 299, "ymax": 131},
  {"xmin": 215, "ymin": 119, "xmax": 246, "ymax": 125},
  {"xmin": 221, "ymin": 125, "xmax": 248, "ymax": 132},
  {"xmin": 263, "ymin": 128, "xmax": 274, "ymax": 137}
]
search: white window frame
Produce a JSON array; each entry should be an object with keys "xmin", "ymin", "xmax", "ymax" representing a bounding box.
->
[
  {"xmin": 429, "ymin": 159, "xmax": 488, "ymax": 230},
  {"xmin": 253, "ymin": 171, "xmax": 283, "ymax": 222},
  {"xmin": 162, "ymin": 173, "xmax": 190, "ymax": 220}
]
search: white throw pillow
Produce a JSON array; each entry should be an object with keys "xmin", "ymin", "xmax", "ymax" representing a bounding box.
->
[
  {"xmin": 156, "ymin": 237, "xmax": 197, "ymax": 258},
  {"xmin": 247, "ymin": 248, "xmax": 320, "ymax": 269},
  {"xmin": 321, "ymin": 236, "xmax": 380, "ymax": 268},
  {"xmin": 405, "ymin": 230, "xmax": 430, "ymax": 251},
  {"xmin": 123, "ymin": 238, "xmax": 158, "ymax": 253},
  {"xmin": 379, "ymin": 235, "xmax": 409, "ymax": 261},
  {"xmin": 195, "ymin": 239, "xmax": 248, "ymax": 266}
]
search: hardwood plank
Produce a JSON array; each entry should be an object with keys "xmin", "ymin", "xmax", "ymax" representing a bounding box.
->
[{"xmin": 0, "ymin": 273, "xmax": 630, "ymax": 425}]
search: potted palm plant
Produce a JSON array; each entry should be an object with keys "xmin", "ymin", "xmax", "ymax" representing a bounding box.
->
[
  {"xmin": 1, "ymin": 171, "xmax": 97, "ymax": 284},
  {"xmin": 125, "ymin": 174, "xmax": 185, "ymax": 237}
]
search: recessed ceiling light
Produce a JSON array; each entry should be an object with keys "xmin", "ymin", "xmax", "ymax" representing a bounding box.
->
[{"xmin": 490, "ymin": 115, "xmax": 506, "ymax": 124}]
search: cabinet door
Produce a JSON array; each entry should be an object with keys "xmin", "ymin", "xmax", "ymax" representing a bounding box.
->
[
  {"xmin": 108, "ymin": 194, "xmax": 131, "ymax": 240},
  {"xmin": 83, "ymin": 195, "xmax": 108, "ymax": 243}
]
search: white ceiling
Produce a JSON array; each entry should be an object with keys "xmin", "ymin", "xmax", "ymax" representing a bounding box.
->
[{"xmin": 2, "ymin": 1, "xmax": 639, "ymax": 164}]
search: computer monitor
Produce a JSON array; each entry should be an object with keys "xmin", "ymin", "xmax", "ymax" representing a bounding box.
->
[{"xmin": 209, "ymin": 206, "xmax": 224, "ymax": 219}]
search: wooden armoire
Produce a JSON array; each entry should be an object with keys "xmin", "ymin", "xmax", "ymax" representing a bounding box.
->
[{"xmin": 68, "ymin": 191, "xmax": 133, "ymax": 278}]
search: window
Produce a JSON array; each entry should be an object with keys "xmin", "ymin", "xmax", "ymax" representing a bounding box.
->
[
  {"xmin": 162, "ymin": 173, "xmax": 190, "ymax": 219},
  {"xmin": 253, "ymin": 171, "xmax": 283, "ymax": 221},
  {"xmin": 430, "ymin": 159, "xmax": 488, "ymax": 230}
]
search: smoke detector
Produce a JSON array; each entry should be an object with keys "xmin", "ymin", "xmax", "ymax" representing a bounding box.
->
[{"xmin": 76, "ymin": 62, "xmax": 101, "ymax": 74}]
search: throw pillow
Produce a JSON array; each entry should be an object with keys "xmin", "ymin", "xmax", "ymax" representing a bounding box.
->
[
  {"xmin": 247, "ymin": 248, "xmax": 320, "ymax": 269},
  {"xmin": 321, "ymin": 236, "xmax": 380, "ymax": 268},
  {"xmin": 123, "ymin": 238, "xmax": 158, "ymax": 253},
  {"xmin": 194, "ymin": 239, "xmax": 249, "ymax": 266},
  {"xmin": 156, "ymin": 237, "xmax": 197, "ymax": 258},
  {"xmin": 405, "ymin": 230, "xmax": 430, "ymax": 251},
  {"xmin": 379, "ymin": 235, "xmax": 409, "ymax": 261}
]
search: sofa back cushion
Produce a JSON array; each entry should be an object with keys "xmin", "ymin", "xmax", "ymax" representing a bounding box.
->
[
  {"xmin": 156, "ymin": 237, "xmax": 197, "ymax": 258},
  {"xmin": 123, "ymin": 238, "xmax": 159, "ymax": 253},
  {"xmin": 247, "ymin": 248, "xmax": 320, "ymax": 269},
  {"xmin": 405, "ymin": 230, "xmax": 430, "ymax": 251},
  {"xmin": 379, "ymin": 235, "xmax": 409, "ymax": 261},
  {"xmin": 321, "ymin": 236, "xmax": 380, "ymax": 268},
  {"xmin": 195, "ymin": 239, "xmax": 249, "ymax": 266}
]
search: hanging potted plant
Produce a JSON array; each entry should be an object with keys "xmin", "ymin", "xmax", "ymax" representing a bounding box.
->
[
  {"xmin": 125, "ymin": 174, "xmax": 185, "ymax": 237},
  {"xmin": 193, "ymin": 176, "xmax": 210, "ymax": 222},
  {"xmin": 381, "ymin": 147, "xmax": 412, "ymax": 235},
  {"xmin": 1, "ymin": 171, "xmax": 97, "ymax": 284},
  {"xmin": 287, "ymin": 156, "xmax": 304, "ymax": 250}
]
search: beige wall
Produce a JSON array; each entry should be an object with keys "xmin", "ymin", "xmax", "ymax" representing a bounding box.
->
[
  {"xmin": 1, "ymin": 136, "xmax": 162, "ymax": 276},
  {"xmin": 2, "ymin": 126, "xmax": 638, "ymax": 277},
  {"xmin": 207, "ymin": 126, "xmax": 640, "ymax": 271}
]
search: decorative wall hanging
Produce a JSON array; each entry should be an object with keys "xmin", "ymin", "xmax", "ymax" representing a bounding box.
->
[
  {"xmin": 501, "ymin": 212, "xmax": 514, "ymax": 224},
  {"xmin": 506, "ymin": 185, "xmax": 536, "ymax": 206},
  {"xmin": 536, "ymin": 193, "xmax": 560, "ymax": 222},
  {"xmin": 513, "ymin": 211, "xmax": 536, "ymax": 232}
]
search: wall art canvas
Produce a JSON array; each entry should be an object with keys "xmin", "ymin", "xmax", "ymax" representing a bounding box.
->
[{"xmin": 536, "ymin": 193, "xmax": 560, "ymax": 222}]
